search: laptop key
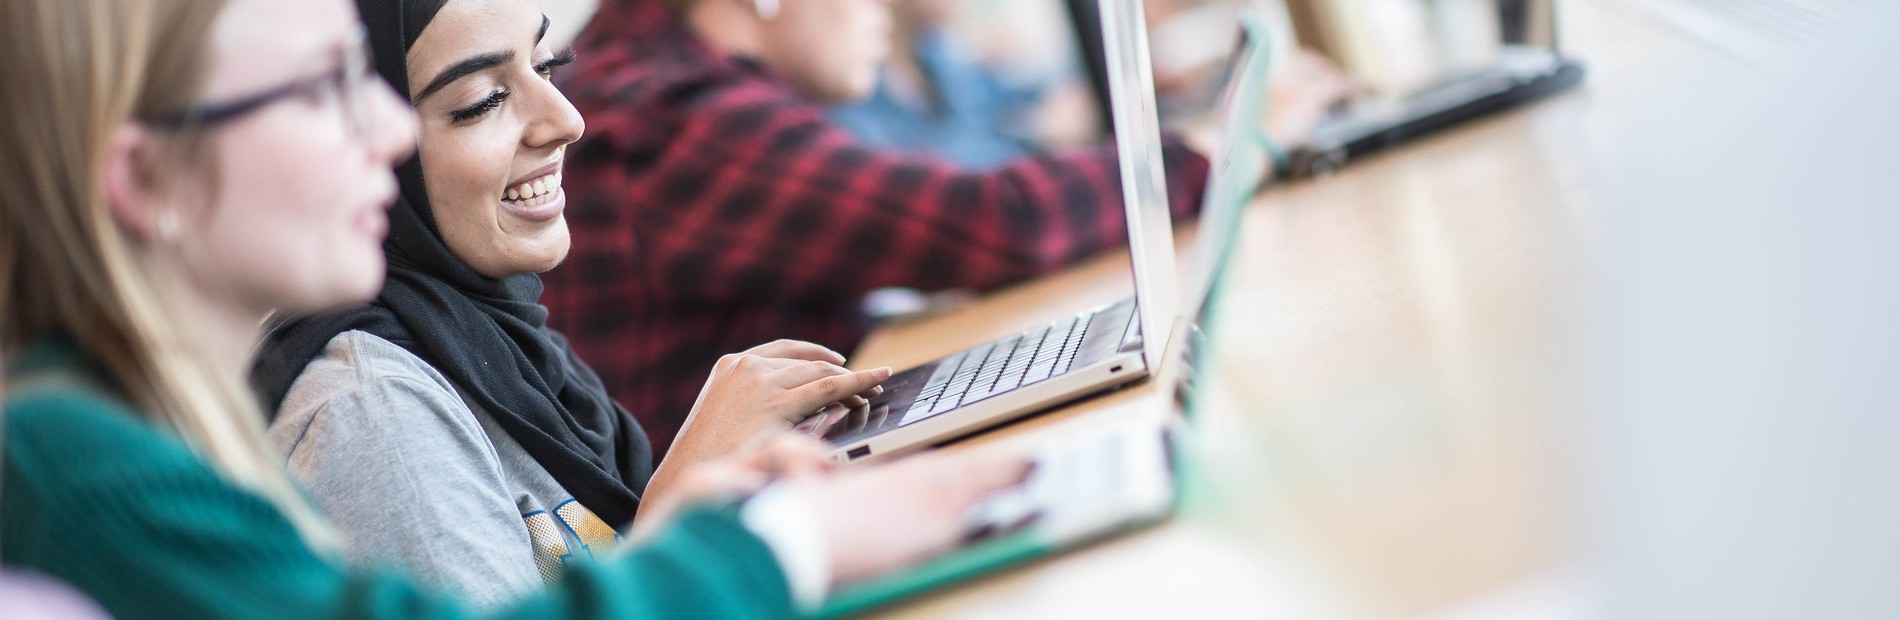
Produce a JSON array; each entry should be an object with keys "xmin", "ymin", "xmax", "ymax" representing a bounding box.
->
[
  {"xmin": 942, "ymin": 376, "xmax": 972, "ymax": 396},
  {"xmin": 959, "ymin": 343, "xmax": 995, "ymax": 368},
  {"xmin": 1007, "ymin": 340, "xmax": 1039, "ymax": 364},
  {"xmin": 1044, "ymin": 320, "xmax": 1076, "ymax": 346},
  {"xmin": 921, "ymin": 357, "xmax": 961, "ymax": 391},
  {"xmin": 896, "ymin": 311, "xmax": 1104, "ymax": 424},
  {"xmin": 928, "ymin": 393, "xmax": 962, "ymax": 415},
  {"xmin": 973, "ymin": 356, "xmax": 1010, "ymax": 383},
  {"xmin": 953, "ymin": 353, "xmax": 984, "ymax": 374}
]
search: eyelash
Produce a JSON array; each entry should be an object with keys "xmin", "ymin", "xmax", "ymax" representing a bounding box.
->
[
  {"xmin": 447, "ymin": 51, "xmax": 576, "ymax": 123},
  {"xmin": 451, "ymin": 89, "xmax": 509, "ymax": 122},
  {"xmin": 537, "ymin": 50, "xmax": 576, "ymax": 79}
]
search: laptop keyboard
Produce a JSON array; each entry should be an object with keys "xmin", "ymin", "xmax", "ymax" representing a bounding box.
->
[{"xmin": 901, "ymin": 312, "xmax": 1095, "ymax": 425}]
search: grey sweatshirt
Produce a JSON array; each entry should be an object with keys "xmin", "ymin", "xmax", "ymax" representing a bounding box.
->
[{"xmin": 266, "ymin": 331, "xmax": 624, "ymax": 608}]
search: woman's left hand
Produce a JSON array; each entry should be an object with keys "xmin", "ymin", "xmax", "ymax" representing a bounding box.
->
[{"xmin": 632, "ymin": 433, "xmax": 835, "ymax": 537}]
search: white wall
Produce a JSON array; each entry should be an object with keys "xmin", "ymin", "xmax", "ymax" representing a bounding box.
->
[{"xmin": 539, "ymin": 0, "xmax": 599, "ymax": 49}]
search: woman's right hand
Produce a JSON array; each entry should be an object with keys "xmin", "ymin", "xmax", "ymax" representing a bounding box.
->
[
  {"xmin": 650, "ymin": 340, "xmax": 890, "ymax": 504},
  {"xmin": 631, "ymin": 433, "xmax": 837, "ymax": 539}
]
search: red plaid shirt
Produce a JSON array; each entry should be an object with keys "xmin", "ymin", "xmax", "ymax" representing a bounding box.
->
[{"xmin": 542, "ymin": 0, "xmax": 1210, "ymax": 461}]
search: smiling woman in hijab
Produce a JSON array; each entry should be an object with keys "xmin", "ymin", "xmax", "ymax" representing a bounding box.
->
[{"xmin": 247, "ymin": 0, "xmax": 1009, "ymax": 606}]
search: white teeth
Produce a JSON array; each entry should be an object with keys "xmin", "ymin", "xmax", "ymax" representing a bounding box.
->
[{"xmin": 506, "ymin": 172, "xmax": 560, "ymax": 202}]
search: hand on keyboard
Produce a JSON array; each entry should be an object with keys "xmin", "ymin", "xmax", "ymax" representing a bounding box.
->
[{"xmin": 653, "ymin": 339, "xmax": 891, "ymax": 515}]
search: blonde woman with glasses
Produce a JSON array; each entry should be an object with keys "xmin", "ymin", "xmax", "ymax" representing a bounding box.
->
[{"xmin": 0, "ymin": 0, "xmax": 1023, "ymax": 617}]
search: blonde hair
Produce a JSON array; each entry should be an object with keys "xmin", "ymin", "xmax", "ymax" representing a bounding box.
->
[{"xmin": 0, "ymin": 0, "xmax": 338, "ymax": 549}]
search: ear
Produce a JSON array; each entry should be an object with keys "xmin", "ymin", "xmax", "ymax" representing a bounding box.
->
[{"xmin": 100, "ymin": 124, "xmax": 170, "ymax": 241}]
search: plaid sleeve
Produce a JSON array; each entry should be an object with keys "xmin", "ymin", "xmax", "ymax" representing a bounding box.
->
[{"xmin": 624, "ymin": 94, "xmax": 1210, "ymax": 305}]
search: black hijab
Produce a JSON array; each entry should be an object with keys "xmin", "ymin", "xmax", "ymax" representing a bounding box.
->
[{"xmin": 251, "ymin": 0, "xmax": 652, "ymax": 525}]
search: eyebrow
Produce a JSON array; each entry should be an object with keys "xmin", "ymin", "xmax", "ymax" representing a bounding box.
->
[
  {"xmin": 413, "ymin": 50, "xmax": 513, "ymax": 102},
  {"xmin": 411, "ymin": 15, "xmax": 553, "ymax": 103}
]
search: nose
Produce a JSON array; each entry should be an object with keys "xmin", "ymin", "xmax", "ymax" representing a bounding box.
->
[
  {"xmin": 364, "ymin": 79, "xmax": 418, "ymax": 168},
  {"xmin": 521, "ymin": 77, "xmax": 585, "ymax": 152}
]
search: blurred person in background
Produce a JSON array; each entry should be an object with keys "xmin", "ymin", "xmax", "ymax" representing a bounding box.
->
[
  {"xmin": 540, "ymin": 0, "xmax": 1358, "ymax": 460},
  {"xmin": 829, "ymin": 0, "xmax": 1358, "ymax": 168},
  {"xmin": 0, "ymin": 0, "xmax": 1024, "ymax": 617},
  {"xmin": 827, "ymin": 0, "xmax": 1042, "ymax": 169}
]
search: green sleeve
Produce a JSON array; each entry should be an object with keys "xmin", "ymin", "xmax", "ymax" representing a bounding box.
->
[{"xmin": 1, "ymin": 392, "xmax": 795, "ymax": 620}]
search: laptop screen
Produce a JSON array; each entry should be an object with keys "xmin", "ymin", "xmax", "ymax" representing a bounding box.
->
[
  {"xmin": 1178, "ymin": 14, "xmax": 1272, "ymax": 328},
  {"xmin": 1097, "ymin": 0, "xmax": 1179, "ymax": 368}
]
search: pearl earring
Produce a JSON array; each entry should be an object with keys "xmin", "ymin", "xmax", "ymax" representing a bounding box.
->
[{"xmin": 755, "ymin": 0, "xmax": 779, "ymax": 20}]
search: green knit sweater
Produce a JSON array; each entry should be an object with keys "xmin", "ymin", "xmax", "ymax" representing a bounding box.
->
[{"xmin": 0, "ymin": 340, "xmax": 795, "ymax": 619}]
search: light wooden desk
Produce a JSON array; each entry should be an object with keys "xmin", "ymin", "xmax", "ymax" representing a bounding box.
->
[{"xmin": 847, "ymin": 2, "xmax": 1748, "ymax": 617}]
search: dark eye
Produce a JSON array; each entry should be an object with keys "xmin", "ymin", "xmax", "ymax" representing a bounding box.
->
[
  {"xmin": 535, "ymin": 50, "xmax": 576, "ymax": 80},
  {"xmin": 451, "ymin": 89, "xmax": 509, "ymax": 122}
]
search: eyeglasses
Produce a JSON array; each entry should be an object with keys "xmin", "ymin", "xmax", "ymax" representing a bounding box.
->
[{"xmin": 151, "ymin": 26, "xmax": 373, "ymax": 136}]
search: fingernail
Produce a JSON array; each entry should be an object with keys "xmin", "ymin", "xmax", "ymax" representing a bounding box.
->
[{"xmin": 875, "ymin": 367, "xmax": 892, "ymax": 378}]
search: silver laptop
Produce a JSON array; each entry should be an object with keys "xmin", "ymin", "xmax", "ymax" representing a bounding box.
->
[
  {"xmin": 808, "ymin": 17, "xmax": 1280, "ymax": 614},
  {"xmin": 806, "ymin": 0, "xmax": 1263, "ymax": 462}
]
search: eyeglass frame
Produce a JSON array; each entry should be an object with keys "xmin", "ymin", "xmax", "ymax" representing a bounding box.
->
[{"xmin": 149, "ymin": 25, "xmax": 373, "ymax": 136}]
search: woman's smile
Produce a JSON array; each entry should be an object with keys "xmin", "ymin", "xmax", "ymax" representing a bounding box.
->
[{"xmin": 501, "ymin": 175, "xmax": 564, "ymax": 222}]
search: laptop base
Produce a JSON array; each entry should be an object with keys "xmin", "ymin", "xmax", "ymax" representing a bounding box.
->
[{"xmin": 1292, "ymin": 55, "xmax": 1586, "ymax": 178}]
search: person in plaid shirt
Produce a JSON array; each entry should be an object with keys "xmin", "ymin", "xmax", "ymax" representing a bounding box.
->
[{"xmin": 543, "ymin": 0, "xmax": 1349, "ymax": 461}]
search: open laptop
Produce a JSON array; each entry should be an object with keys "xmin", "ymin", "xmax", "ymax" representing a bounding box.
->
[
  {"xmin": 807, "ymin": 13, "xmax": 1279, "ymax": 615},
  {"xmin": 1066, "ymin": 0, "xmax": 1584, "ymax": 178},
  {"xmin": 1292, "ymin": 0, "xmax": 1584, "ymax": 176},
  {"xmin": 803, "ymin": 0, "xmax": 1186, "ymax": 462}
]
